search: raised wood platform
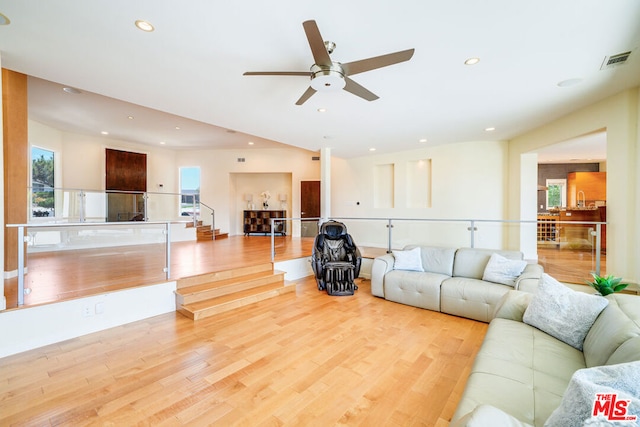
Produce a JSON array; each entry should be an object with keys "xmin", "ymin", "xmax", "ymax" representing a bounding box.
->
[{"xmin": 175, "ymin": 263, "xmax": 293, "ymax": 320}]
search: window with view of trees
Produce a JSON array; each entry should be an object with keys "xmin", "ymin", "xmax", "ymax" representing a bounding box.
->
[
  {"xmin": 546, "ymin": 178, "xmax": 566, "ymax": 210},
  {"xmin": 31, "ymin": 147, "xmax": 55, "ymax": 218}
]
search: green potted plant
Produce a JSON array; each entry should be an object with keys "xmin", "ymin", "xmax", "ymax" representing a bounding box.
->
[{"xmin": 587, "ymin": 273, "xmax": 628, "ymax": 296}]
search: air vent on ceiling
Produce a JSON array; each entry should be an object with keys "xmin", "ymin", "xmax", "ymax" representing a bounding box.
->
[
  {"xmin": 600, "ymin": 51, "xmax": 632, "ymax": 70},
  {"xmin": 237, "ymin": 157, "xmax": 245, "ymax": 163},
  {"xmin": 312, "ymin": 156, "xmax": 320, "ymax": 161}
]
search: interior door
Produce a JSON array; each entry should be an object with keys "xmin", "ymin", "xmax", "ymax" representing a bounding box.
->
[{"xmin": 300, "ymin": 180, "xmax": 320, "ymax": 237}]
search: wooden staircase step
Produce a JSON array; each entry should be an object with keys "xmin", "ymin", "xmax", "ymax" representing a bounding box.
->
[
  {"xmin": 176, "ymin": 270, "xmax": 285, "ymax": 305},
  {"xmin": 178, "ymin": 281, "xmax": 295, "ymax": 321},
  {"xmin": 177, "ymin": 263, "xmax": 273, "ymax": 289}
]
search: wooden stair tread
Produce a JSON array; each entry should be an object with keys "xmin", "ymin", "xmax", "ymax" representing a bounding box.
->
[
  {"xmin": 177, "ymin": 270, "xmax": 285, "ymax": 296},
  {"xmin": 182, "ymin": 281, "xmax": 287, "ymax": 311},
  {"xmin": 177, "ymin": 263, "xmax": 273, "ymax": 289},
  {"xmin": 176, "ymin": 264, "xmax": 293, "ymax": 321}
]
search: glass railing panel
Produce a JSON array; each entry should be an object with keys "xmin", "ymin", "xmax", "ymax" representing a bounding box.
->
[
  {"xmin": 24, "ymin": 223, "xmax": 168, "ymax": 305},
  {"xmin": 387, "ymin": 220, "xmax": 474, "ymax": 249},
  {"xmin": 146, "ymin": 192, "xmax": 186, "ymax": 222}
]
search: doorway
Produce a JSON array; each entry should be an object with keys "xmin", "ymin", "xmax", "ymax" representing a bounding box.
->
[{"xmin": 300, "ymin": 180, "xmax": 320, "ymax": 237}]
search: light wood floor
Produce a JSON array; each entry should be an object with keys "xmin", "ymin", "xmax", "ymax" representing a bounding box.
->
[
  {"xmin": 3, "ymin": 236, "xmax": 605, "ymax": 309},
  {"xmin": 0, "ymin": 276, "xmax": 487, "ymax": 426}
]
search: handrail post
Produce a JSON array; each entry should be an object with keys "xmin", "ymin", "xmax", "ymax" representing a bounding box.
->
[
  {"xmin": 386, "ymin": 219, "xmax": 393, "ymax": 253},
  {"xmin": 165, "ymin": 222, "xmax": 171, "ymax": 280},
  {"xmin": 211, "ymin": 209, "xmax": 215, "ymax": 233},
  {"xmin": 192, "ymin": 195, "xmax": 197, "ymax": 226},
  {"xmin": 468, "ymin": 220, "xmax": 476, "ymax": 248},
  {"xmin": 594, "ymin": 223, "xmax": 602, "ymax": 275},
  {"xmin": 270, "ymin": 219, "xmax": 275, "ymax": 262},
  {"xmin": 17, "ymin": 226, "xmax": 25, "ymax": 306},
  {"xmin": 143, "ymin": 192, "xmax": 149, "ymax": 221},
  {"xmin": 79, "ymin": 190, "xmax": 86, "ymax": 222}
]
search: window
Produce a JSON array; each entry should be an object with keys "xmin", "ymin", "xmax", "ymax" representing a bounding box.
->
[
  {"xmin": 180, "ymin": 167, "xmax": 200, "ymax": 217},
  {"xmin": 546, "ymin": 178, "xmax": 566, "ymax": 209},
  {"xmin": 31, "ymin": 146, "xmax": 55, "ymax": 218}
]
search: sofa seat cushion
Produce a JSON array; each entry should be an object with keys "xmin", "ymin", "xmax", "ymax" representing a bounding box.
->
[
  {"xmin": 440, "ymin": 277, "xmax": 511, "ymax": 322},
  {"xmin": 451, "ymin": 318, "xmax": 586, "ymax": 427},
  {"xmin": 383, "ymin": 270, "xmax": 449, "ymax": 311}
]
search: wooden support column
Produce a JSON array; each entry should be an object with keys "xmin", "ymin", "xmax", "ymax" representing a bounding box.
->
[{"xmin": 2, "ymin": 69, "xmax": 28, "ymax": 278}]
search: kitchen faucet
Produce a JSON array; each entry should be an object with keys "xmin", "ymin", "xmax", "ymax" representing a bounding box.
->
[{"xmin": 577, "ymin": 190, "xmax": 585, "ymax": 208}]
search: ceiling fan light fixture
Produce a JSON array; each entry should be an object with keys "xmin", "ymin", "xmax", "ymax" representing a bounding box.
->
[
  {"xmin": 310, "ymin": 65, "xmax": 346, "ymax": 91},
  {"xmin": 464, "ymin": 57, "xmax": 480, "ymax": 66}
]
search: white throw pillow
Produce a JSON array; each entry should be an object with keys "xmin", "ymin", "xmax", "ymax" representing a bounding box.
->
[
  {"xmin": 392, "ymin": 247, "xmax": 424, "ymax": 272},
  {"xmin": 523, "ymin": 274, "xmax": 608, "ymax": 350},
  {"xmin": 482, "ymin": 253, "xmax": 527, "ymax": 287},
  {"xmin": 545, "ymin": 361, "xmax": 640, "ymax": 427}
]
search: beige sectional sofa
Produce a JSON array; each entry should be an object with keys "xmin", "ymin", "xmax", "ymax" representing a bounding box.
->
[
  {"xmin": 371, "ymin": 245, "xmax": 640, "ymax": 425},
  {"xmin": 370, "ymin": 246, "xmax": 543, "ymax": 322},
  {"xmin": 451, "ymin": 287, "xmax": 640, "ymax": 426}
]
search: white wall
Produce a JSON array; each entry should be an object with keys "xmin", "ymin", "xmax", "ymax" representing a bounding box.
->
[
  {"xmin": 177, "ymin": 148, "xmax": 320, "ymax": 236},
  {"xmin": 331, "ymin": 141, "xmax": 511, "ymax": 250},
  {"xmin": 0, "ymin": 282, "xmax": 176, "ymax": 358},
  {"xmin": 509, "ymin": 87, "xmax": 640, "ymax": 283},
  {"xmin": 27, "ymin": 122, "xmax": 320, "ymax": 231}
]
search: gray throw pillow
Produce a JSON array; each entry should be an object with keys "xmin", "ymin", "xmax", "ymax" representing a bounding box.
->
[
  {"xmin": 545, "ymin": 361, "xmax": 640, "ymax": 426},
  {"xmin": 523, "ymin": 274, "xmax": 608, "ymax": 350},
  {"xmin": 482, "ymin": 253, "xmax": 527, "ymax": 286}
]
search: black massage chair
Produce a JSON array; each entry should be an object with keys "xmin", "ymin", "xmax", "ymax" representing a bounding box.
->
[{"xmin": 311, "ymin": 221, "xmax": 362, "ymax": 296}]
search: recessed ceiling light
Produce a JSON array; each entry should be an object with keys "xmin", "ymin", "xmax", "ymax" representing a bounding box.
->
[
  {"xmin": 464, "ymin": 57, "xmax": 480, "ymax": 66},
  {"xmin": 248, "ymin": 141, "xmax": 254, "ymax": 145},
  {"xmin": 135, "ymin": 20, "xmax": 154, "ymax": 32},
  {"xmin": 159, "ymin": 141, "xmax": 166, "ymax": 145},
  {"xmin": 317, "ymin": 108, "xmax": 327, "ymax": 113},
  {"xmin": 62, "ymin": 87, "xmax": 81, "ymax": 94},
  {"xmin": 419, "ymin": 138, "xmax": 428, "ymax": 143},
  {"xmin": 0, "ymin": 13, "xmax": 10, "ymax": 25},
  {"xmin": 369, "ymin": 148, "xmax": 376, "ymax": 152},
  {"xmin": 101, "ymin": 131, "xmax": 109, "ymax": 135},
  {"xmin": 485, "ymin": 127, "xmax": 496, "ymax": 132},
  {"xmin": 175, "ymin": 126, "xmax": 181, "ymax": 130},
  {"xmin": 557, "ymin": 78, "xmax": 583, "ymax": 88}
]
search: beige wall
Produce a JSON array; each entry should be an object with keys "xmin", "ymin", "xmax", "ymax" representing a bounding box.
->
[
  {"xmin": 508, "ymin": 87, "xmax": 640, "ymax": 283},
  {"xmin": 176, "ymin": 148, "xmax": 320, "ymax": 236},
  {"xmin": 28, "ymin": 120, "xmax": 321, "ymax": 236},
  {"xmin": 331, "ymin": 140, "xmax": 511, "ymax": 249}
]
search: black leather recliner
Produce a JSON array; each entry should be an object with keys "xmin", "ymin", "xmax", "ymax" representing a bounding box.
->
[{"xmin": 311, "ymin": 221, "xmax": 362, "ymax": 296}]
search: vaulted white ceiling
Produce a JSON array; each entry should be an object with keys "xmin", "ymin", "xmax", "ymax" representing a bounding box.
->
[{"xmin": 1, "ymin": 1, "xmax": 639, "ymax": 158}]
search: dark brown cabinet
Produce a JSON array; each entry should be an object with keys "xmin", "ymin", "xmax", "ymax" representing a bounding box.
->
[{"xmin": 243, "ymin": 210, "xmax": 286, "ymax": 235}]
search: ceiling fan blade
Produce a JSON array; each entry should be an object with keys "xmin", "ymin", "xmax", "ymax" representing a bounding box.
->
[
  {"xmin": 243, "ymin": 71, "xmax": 310, "ymax": 76},
  {"xmin": 343, "ymin": 77, "xmax": 379, "ymax": 101},
  {"xmin": 295, "ymin": 86, "xmax": 317, "ymax": 105},
  {"xmin": 342, "ymin": 48, "xmax": 415, "ymax": 76},
  {"xmin": 302, "ymin": 20, "xmax": 332, "ymax": 67}
]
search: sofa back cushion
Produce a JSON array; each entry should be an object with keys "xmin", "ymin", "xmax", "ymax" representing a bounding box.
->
[
  {"xmin": 452, "ymin": 248, "xmax": 523, "ymax": 280},
  {"xmin": 404, "ymin": 245, "xmax": 456, "ymax": 276},
  {"xmin": 583, "ymin": 293, "xmax": 640, "ymax": 367}
]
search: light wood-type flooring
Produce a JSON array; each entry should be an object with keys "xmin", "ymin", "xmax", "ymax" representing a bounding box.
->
[
  {"xmin": 0, "ymin": 276, "xmax": 488, "ymax": 426},
  {"xmin": 3, "ymin": 235, "xmax": 604, "ymax": 309}
]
